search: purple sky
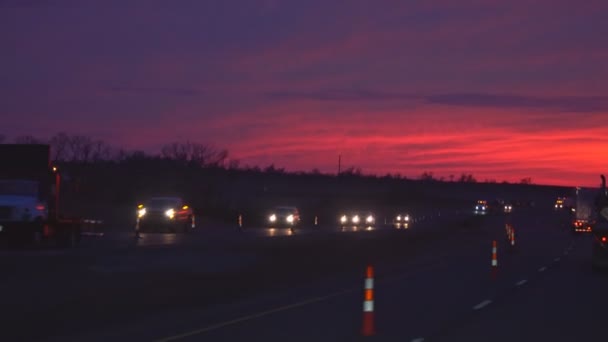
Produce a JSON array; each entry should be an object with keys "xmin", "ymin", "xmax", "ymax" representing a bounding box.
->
[{"xmin": 2, "ymin": 0, "xmax": 607, "ymax": 186}]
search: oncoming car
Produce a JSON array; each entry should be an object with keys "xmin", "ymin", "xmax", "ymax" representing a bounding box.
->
[
  {"xmin": 503, "ymin": 203, "xmax": 513, "ymax": 214},
  {"xmin": 136, "ymin": 197, "xmax": 195, "ymax": 233},
  {"xmin": 554, "ymin": 197, "xmax": 565, "ymax": 210},
  {"xmin": 339, "ymin": 211, "xmax": 376, "ymax": 228},
  {"xmin": 474, "ymin": 200, "xmax": 488, "ymax": 215},
  {"xmin": 393, "ymin": 213, "xmax": 411, "ymax": 228},
  {"xmin": 267, "ymin": 206, "xmax": 301, "ymax": 227}
]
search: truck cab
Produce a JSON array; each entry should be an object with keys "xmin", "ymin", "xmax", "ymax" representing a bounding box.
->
[{"xmin": 0, "ymin": 144, "xmax": 80, "ymax": 246}]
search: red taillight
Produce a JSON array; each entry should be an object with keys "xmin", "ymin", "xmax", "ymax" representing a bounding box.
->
[
  {"xmin": 602, "ymin": 237, "xmax": 607, "ymax": 243},
  {"xmin": 35, "ymin": 204, "xmax": 45, "ymax": 211}
]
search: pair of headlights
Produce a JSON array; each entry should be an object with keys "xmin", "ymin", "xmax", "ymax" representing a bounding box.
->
[
  {"xmin": 269, "ymin": 214, "xmax": 295, "ymax": 223},
  {"xmin": 137, "ymin": 208, "xmax": 175, "ymax": 219}
]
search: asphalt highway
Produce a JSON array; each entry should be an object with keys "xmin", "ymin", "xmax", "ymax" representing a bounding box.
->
[{"xmin": 1, "ymin": 206, "xmax": 599, "ymax": 342}]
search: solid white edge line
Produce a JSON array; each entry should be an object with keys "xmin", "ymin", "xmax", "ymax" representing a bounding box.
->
[
  {"xmin": 538, "ymin": 266, "xmax": 547, "ymax": 272},
  {"xmin": 516, "ymin": 279, "xmax": 528, "ymax": 286},
  {"xmin": 473, "ymin": 300, "xmax": 492, "ymax": 310}
]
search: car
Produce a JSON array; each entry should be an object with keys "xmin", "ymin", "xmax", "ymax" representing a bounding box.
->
[
  {"xmin": 554, "ymin": 197, "xmax": 566, "ymax": 210},
  {"xmin": 392, "ymin": 213, "xmax": 411, "ymax": 228},
  {"xmin": 503, "ymin": 202, "xmax": 513, "ymax": 214},
  {"xmin": 473, "ymin": 200, "xmax": 488, "ymax": 215},
  {"xmin": 267, "ymin": 206, "xmax": 301, "ymax": 228},
  {"xmin": 339, "ymin": 211, "xmax": 376, "ymax": 228},
  {"xmin": 136, "ymin": 196, "xmax": 195, "ymax": 233}
]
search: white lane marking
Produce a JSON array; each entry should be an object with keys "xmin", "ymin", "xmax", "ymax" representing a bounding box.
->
[
  {"xmin": 154, "ymin": 288, "xmax": 356, "ymax": 342},
  {"xmin": 516, "ymin": 279, "xmax": 528, "ymax": 286},
  {"xmin": 554, "ymin": 257, "xmax": 561, "ymax": 262},
  {"xmin": 538, "ymin": 266, "xmax": 547, "ymax": 272},
  {"xmin": 412, "ymin": 338, "xmax": 425, "ymax": 342},
  {"xmin": 473, "ymin": 300, "xmax": 492, "ymax": 310}
]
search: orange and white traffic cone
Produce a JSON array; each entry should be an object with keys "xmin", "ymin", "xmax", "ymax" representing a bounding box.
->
[
  {"xmin": 491, "ymin": 240, "xmax": 498, "ymax": 279},
  {"xmin": 510, "ymin": 228, "xmax": 515, "ymax": 248},
  {"xmin": 361, "ymin": 265, "xmax": 375, "ymax": 336}
]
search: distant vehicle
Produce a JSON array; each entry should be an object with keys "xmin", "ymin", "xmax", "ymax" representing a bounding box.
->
[
  {"xmin": 267, "ymin": 206, "xmax": 301, "ymax": 227},
  {"xmin": 340, "ymin": 211, "xmax": 376, "ymax": 227},
  {"xmin": 136, "ymin": 197, "xmax": 195, "ymax": 233},
  {"xmin": 503, "ymin": 202, "xmax": 513, "ymax": 214},
  {"xmin": 0, "ymin": 144, "xmax": 81, "ymax": 246},
  {"xmin": 572, "ymin": 187, "xmax": 596, "ymax": 234},
  {"xmin": 554, "ymin": 197, "xmax": 566, "ymax": 210},
  {"xmin": 473, "ymin": 200, "xmax": 488, "ymax": 215},
  {"xmin": 591, "ymin": 175, "xmax": 608, "ymax": 270},
  {"xmin": 392, "ymin": 213, "xmax": 411, "ymax": 226}
]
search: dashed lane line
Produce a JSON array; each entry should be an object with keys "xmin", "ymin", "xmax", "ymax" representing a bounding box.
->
[{"xmin": 472, "ymin": 300, "xmax": 492, "ymax": 310}]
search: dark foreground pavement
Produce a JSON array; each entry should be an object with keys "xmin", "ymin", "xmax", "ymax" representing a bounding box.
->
[{"xmin": 2, "ymin": 207, "xmax": 596, "ymax": 341}]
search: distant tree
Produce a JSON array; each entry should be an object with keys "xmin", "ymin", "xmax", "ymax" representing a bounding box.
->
[
  {"xmin": 264, "ymin": 164, "xmax": 285, "ymax": 174},
  {"xmin": 449, "ymin": 174, "xmax": 455, "ymax": 182},
  {"xmin": 14, "ymin": 135, "xmax": 46, "ymax": 144},
  {"xmin": 520, "ymin": 177, "xmax": 533, "ymax": 185},
  {"xmin": 439, "ymin": 176, "xmax": 445, "ymax": 182},
  {"xmin": 459, "ymin": 173, "xmax": 476, "ymax": 183},
  {"xmin": 227, "ymin": 159, "xmax": 241, "ymax": 170},
  {"xmin": 310, "ymin": 168, "xmax": 321, "ymax": 175},
  {"xmin": 341, "ymin": 166, "xmax": 362, "ymax": 176},
  {"xmin": 161, "ymin": 141, "xmax": 229, "ymax": 167},
  {"xmin": 419, "ymin": 171, "xmax": 435, "ymax": 181}
]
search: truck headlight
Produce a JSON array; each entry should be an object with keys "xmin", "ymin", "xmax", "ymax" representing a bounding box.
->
[
  {"xmin": 138, "ymin": 208, "xmax": 146, "ymax": 218},
  {"xmin": 366, "ymin": 215, "xmax": 374, "ymax": 223},
  {"xmin": 165, "ymin": 209, "xmax": 175, "ymax": 219},
  {"xmin": 404, "ymin": 215, "xmax": 410, "ymax": 221},
  {"xmin": 340, "ymin": 215, "xmax": 347, "ymax": 223},
  {"xmin": 352, "ymin": 215, "xmax": 360, "ymax": 224},
  {"xmin": 286, "ymin": 214, "xmax": 294, "ymax": 223},
  {"xmin": 396, "ymin": 215, "xmax": 402, "ymax": 221},
  {"xmin": 269, "ymin": 214, "xmax": 277, "ymax": 222}
]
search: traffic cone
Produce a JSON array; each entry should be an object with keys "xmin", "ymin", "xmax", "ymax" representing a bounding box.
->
[
  {"xmin": 361, "ymin": 265, "xmax": 375, "ymax": 336},
  {"xmin": 510, "ymin": 228, "xmax": 515, "ymax": 248},
  {"xmin": 491, "ymin": 240, "xmax": 498, "ymax": 279}
]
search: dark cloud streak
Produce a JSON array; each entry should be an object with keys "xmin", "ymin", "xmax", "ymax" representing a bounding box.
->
[{"xmin": 267, "ymin": 89, "xmax": 608, "ymax": 112}]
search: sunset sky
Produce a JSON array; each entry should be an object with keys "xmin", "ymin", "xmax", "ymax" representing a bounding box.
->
[{"xmin": 2, "ymin": 0, "xmax": 607, "ymax": 187}]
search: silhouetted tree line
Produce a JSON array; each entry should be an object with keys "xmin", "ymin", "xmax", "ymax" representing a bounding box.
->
[{"xmin": 1, "ymin": 132, "xmax": 543, "ymax": 223}]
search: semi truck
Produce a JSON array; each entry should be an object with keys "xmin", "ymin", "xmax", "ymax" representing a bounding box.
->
[
  {"xmin": 0, "ymin": 144, "xmax": 81, "ymax": 246},
  {"xmin": 571, "ymin": 186, "xmax": 596, "ymax": 233}
]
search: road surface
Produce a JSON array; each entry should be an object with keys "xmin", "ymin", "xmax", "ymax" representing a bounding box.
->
[{"xmin": 2, "ymin": 206, "xmax": 602, "ymax": 341}]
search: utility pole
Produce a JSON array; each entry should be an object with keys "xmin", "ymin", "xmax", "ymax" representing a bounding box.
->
[{"xmin": 338, "ymin": 154, "xmax": 341, "ymax": 175}]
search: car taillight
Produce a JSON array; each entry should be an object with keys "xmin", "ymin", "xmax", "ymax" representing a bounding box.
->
[{"xmin": 602, "ymin": 237, "xmax": 607, "ymax": 243}]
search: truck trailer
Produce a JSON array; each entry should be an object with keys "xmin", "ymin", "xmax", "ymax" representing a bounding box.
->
[{"xmin": 0, "ymin": 144, "xmax": 81, "ymax": 246}]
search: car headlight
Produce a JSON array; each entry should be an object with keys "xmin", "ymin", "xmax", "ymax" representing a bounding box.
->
[
  {"xmin": 165, "ymin": 209, "xmax": 175, "ymax": 219},
  {"xmin": 286, "ymin": 214, "xmax": 294, "ymax": 223},
  {"xmin": 269, "ymin": 214, "xmax": 277, "ymax": 222},
  {"xmin": 352, "ymin": 215, "xmax": 360, "ymax": 224},
  {"xmin": 138, "ymin": 208, "xmax": 146, "ymax": 218},
  {"xmin": 366, "ymin": 215, "xmax": 374, "ymax": 223},
  {"xmin": 396, "ymin": 215, "xmax": 402, "ymax": 221},
  {"xmin": 404, "ymin": 215, "xmax": 410, "ymax": 221},
  {"xmin": 340, "ymin": 215, "xmax": 347, "ymax": 223}
]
